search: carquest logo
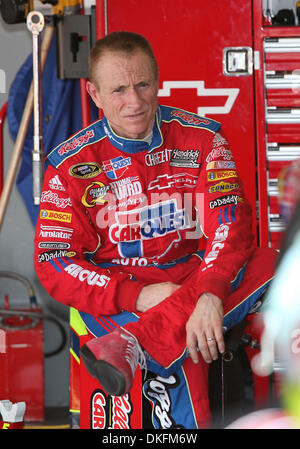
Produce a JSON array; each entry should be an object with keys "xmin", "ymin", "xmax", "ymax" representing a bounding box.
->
[
  {"xmin": 102, "ymin": 156, "xmax": 132, "ymax": 180},
  {"xmin": 109, "ymin": 199, "xmax": 190, "ymax": 244}
]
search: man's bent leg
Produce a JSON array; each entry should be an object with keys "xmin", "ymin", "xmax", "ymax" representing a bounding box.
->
[
  {"xmin": 80, "ymin": 247, "xmax": 277, "ymax": 396},
  {"xmin": 125, "ymin": 246, "xmax": 277, "ymax": 370}
]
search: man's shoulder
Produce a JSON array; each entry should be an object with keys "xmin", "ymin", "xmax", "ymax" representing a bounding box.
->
[
  {"xmin": 160, "ymin": 105, "xmax": 221, "ymax": 134},
  {"xmin": 47, "ymin": 119, "xmax": 106, "ymax": 169}
]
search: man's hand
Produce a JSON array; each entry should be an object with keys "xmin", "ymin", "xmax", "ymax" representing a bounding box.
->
[
  {"xmin": 186, "ymin": 292, "xmax": 225, "ymax": 364},
  {"xmin": 136, "ymin": 282, "xmax": 181, "ymax": 312}
]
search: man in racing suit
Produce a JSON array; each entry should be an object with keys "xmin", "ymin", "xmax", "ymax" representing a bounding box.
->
[{"xmin": 34, "ymin": 31, "xmax": 276, "ymax": 428}]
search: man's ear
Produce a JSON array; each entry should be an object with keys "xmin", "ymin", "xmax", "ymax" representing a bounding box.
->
[{"xmin": 86, "ymin": 81, "xmax": 102, "ymax": 109}]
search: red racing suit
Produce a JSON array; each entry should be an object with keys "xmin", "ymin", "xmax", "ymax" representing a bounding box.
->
[
  {"xmin": 34, "ymin": 105, "xmax": 255, "ymax": 314},
  {"xmin": 34, "ymin": 105, "xmax": 275, "ymax": 428}
]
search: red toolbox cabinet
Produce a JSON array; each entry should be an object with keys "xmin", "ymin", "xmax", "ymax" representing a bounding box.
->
[{"xmin": 0, "ymin": 308, "xmax": 45, "ymax": 422}]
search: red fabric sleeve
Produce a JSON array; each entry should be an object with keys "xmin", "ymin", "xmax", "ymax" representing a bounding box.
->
[
  {"xmin": 34, "ymin": 164, "xmax": 146, "ymax": 316},
  {"xmin": 195, "ymin": 129, "xmax": 255, "ymax": 301}
]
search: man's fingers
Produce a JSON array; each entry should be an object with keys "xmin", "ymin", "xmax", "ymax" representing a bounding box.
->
[
  {"xmin": 186, "ymin": 293, "xmax": 225, "ymax": 364},
  {"xmin": 196, "ymin": 328, "xmax": 224, "ymax": 363},
  {"xmin": 186, "ymin": 333, "xmax": 199, "ymax": 364},
  {"xmin": 215, "ymin": 328, "xmax": 225, "ymax": 355},
  {"xmin": 187, "ymin": 328, "xmax": 223, "ymax": 364},
  {"xmin": 198, "ymin": 340, "xmax": 213, "ymax": 364},
  {"xmin": 206, "ymin": 337, "xmax": 219, "ymax": 361}
]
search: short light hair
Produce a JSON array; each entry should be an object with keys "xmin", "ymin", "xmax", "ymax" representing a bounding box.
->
[{"xmin": 89, "ymin": 31, "xmax": 159, "ymax": 85}]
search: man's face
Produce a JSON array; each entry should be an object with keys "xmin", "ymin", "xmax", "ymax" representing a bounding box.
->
[{"xmin": 87, "ymin": 50, "xmax": 159, "ymax": 140}]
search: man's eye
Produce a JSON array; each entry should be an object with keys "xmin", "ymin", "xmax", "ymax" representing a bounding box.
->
[{"xmin": 113, "ymin": 87, "xmax": 124, "ymax": 93}]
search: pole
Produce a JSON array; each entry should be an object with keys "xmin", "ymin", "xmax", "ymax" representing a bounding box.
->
[
  {"xmin": 0, "ymin": 23, "xmax": 54, "ymax": 228},
  {"xmin": 27, "ymin": 11, "xmax": 45, "ymax": 206}
]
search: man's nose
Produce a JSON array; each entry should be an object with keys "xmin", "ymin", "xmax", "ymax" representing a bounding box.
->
[{"xmin": 126, "ymin": 87, "xmax": 143, "ymax": 107}]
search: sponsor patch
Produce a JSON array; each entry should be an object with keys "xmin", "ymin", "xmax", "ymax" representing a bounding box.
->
[
  {"xmin": 38, "ymin": 249, "xmax": 74, "ymax": 263},
  {"xmin": 40, "ymin": 190, "xmax": 72, "ymax": 209},
  {"xmin": 49, "ymin": 175, "xmax": 65, "ymax": 191},
  {"xmin": 38, "ymin": 242, "xmax": 71, "ymax": 250},
  {"xmin": 209, "ymin": 194, "xmax": 242, "ymax": 209},
  {"xmin": 148, "ymin": 173, "xmax": 198, "ymax": 190},
  {"xmin": 109, "ymin": 199, "xmax": 190, "ymax": 245},
  {"xmin": 206, "ymin": 147, "xmax": 233, "ymax": 163},
  {"xmin": 110, "ymin": 176, "xmax": 142, "ymax": 200},
  {"xmin": 207, "ymin": 170, "xmax": 237, "ymax": 181},
  {"xmin": 171, "ymin": 109, "xmax": 210, "ymax": 126},
  {"xmin": 218, "ymin": 205, "xmax": 237, "ymax": 224},
  {"xmin": 111, "ymin": 257, "xmax": 148, "ymax": 266},
  {"xmin": 212, "ymin": 132, "xmax": 228, "ymax": 148},
  {"xmin": 204, "ymin": 223, "xmax": 229, "ymax": 264},
  {"xmin": 102, "ymin": 156, "xmax": 132, "ymax": 180},
  {"xmin": 91, "ymin": 390, "xmax": 132, "ymax": 429},
  {"xmin": 170, "ymin": 149, "xmax": 200, "ymax": 168},
  {"xmin": 206, "ymin": 160, "xmax": 236, "ymax": 170},
  {"xmin": 58, "ymin": 129, "xmax": 95, "ymax": 156},
  {"xmin": 40, "ymin": 209, "xmax": 72, "ymax": 223},
  {"xmin": 69, "ymin": 162, "xmax": 101, "ymax": 178},
  {"xmin": 39, "ymin": 224, "xmax": 73, "ymax": 239},
  {"xmin": 143, "ymin": 374, "xmax": 180, "ymax": 429},
  {"xmin": 208, "ymin": 182, "xmax": 239, "ymax": 194},
  {"xmin": 145, "ymin": 149, "xmax": 172, "ymax": 167},
  {"xmin": 81, "ymin": 182, "xmax": 110, "ymax": 207},
  {"xmin": 64, "ymin": 263, "xmax": 110, "ymax": 288}
]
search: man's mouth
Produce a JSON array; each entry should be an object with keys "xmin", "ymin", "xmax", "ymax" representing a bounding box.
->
[{"xmin": 125, "ymin": 111, "xmax": 146, "ymax": 120}]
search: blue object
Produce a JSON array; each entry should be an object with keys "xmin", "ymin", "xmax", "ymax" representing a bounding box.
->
[{"xmin": 7, "ymin": 35, "xmax": 98, "ymax": 225}]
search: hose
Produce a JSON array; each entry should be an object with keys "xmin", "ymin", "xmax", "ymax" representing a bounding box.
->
[
  {"xmin": 0, "ymin": 308, "xmax": 68, "ymax": 358},
  {"xmin": 0, "ymin": 271, "xmax": 67, "ymax": 357},
  {"xmin": 0, "ymin": 271, "xmax": 37, "ymax": 306}
]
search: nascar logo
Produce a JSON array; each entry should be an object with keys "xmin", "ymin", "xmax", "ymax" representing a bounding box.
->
[{"xmin": 102, "ymin": 156, "xmax": 132, "ymax": 180}]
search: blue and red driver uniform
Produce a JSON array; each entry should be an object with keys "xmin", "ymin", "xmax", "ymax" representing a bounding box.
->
[{"xmin": 34, "ymin": 105, "xmax": 276, "ymax": 428}]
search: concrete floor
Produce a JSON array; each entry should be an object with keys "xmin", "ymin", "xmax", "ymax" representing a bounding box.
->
[{"xmin": 23, "ymin": 407, "xmax": 70, "ymax": 429}]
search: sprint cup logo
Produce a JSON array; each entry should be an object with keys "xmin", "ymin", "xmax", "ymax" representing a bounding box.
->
[
  {"xmin": 91, "ymin": 389, "xmax": 132, "ymax": 429},
  {"xmin": 40, "ymin": 209, "xmax": 72, "ymax": 223}
]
